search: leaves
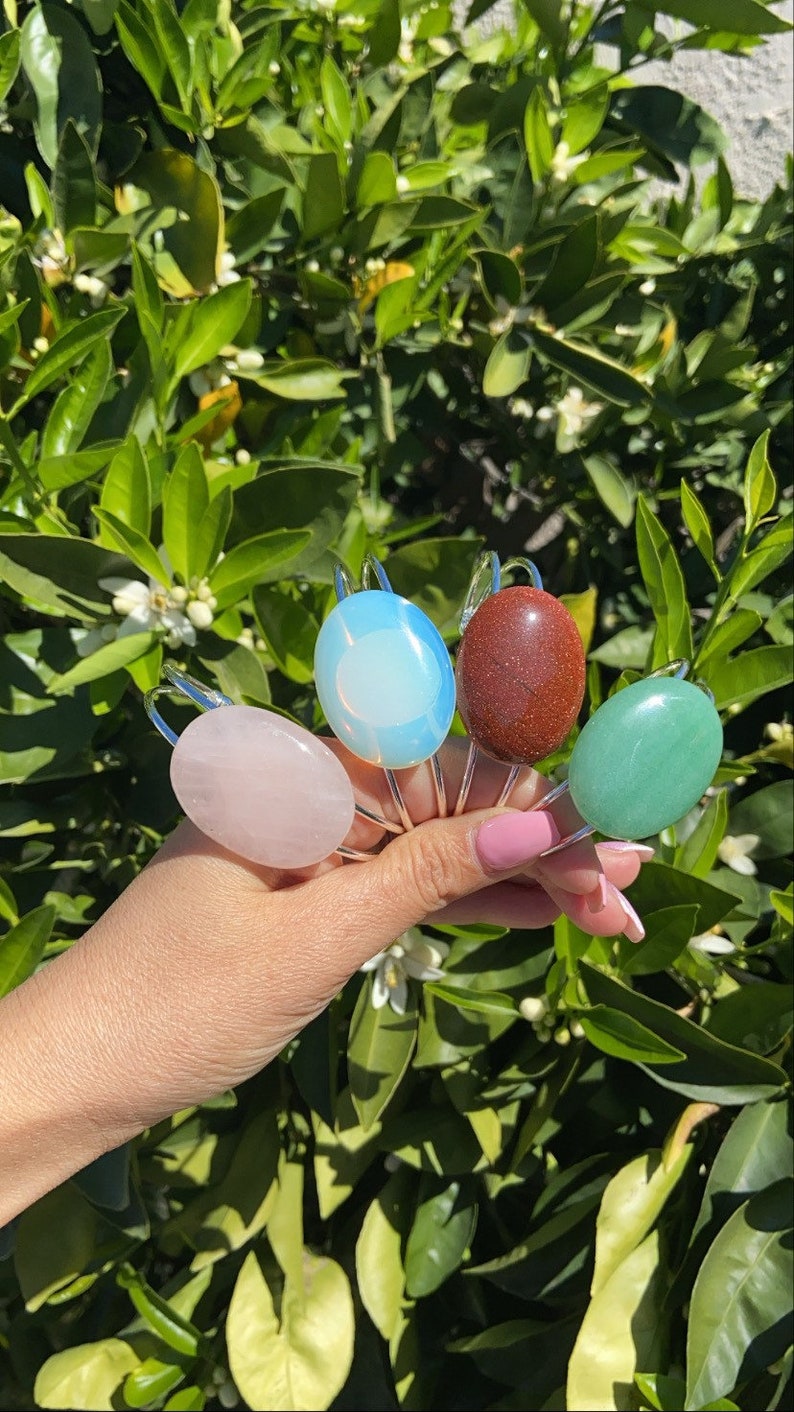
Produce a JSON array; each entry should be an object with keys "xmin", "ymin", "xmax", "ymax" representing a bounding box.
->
[
  {"xmin": 347, "ymin": 979, "xmax": 418, "ymax": 1130},
  {"xmin": 0, "ymin": 904, "xmax": 56, "ymax": 997},
  {"xmin": 226, "ymin": 1250, "xmax": 354, "ymax": 1412},
  {"xmin": 686, "ymin": 1181, "xmax": 794, "ymax": 1409},
  {"xmin": 635, "ymin": 495, "xmax": 694, "ymax": 667}
]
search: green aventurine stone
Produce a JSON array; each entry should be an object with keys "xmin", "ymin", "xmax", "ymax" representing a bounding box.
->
[{"xmin": 568, "ymin": 676, "xmax": 723, "ymax": 840}]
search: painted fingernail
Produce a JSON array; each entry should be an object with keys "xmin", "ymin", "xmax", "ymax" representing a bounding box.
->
[
  {"xmin": 599, "ymin": 841, "xmax": 656, "ymax": 861},
  {"xmin": 608, "ymin": 882, "xmax": 645, "ymax": 943},
  {"xmin": 586, "ymin": 874, "xmax": 610, "ymax": 913},
  {"xmin": 475, "ymin": 810, "xmax": 560, "ymax": 873}
]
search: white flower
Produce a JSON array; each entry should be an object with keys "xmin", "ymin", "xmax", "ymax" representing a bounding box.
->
[
  {"xmin": 556, "ymin": 386, "xmax": 602, "ymax": 440},
  {"xmin": 75, "ymin": 622, "xmax": 118, "ymax": 657},
  {"xmin": 689, "ymin": 927, "xmax": 737, "ymax": 956},
  {"xmin": 518, "ymin": 994, "xmax": 548, "ymax": 1023},
  {"xmin": 73, "ymin": 272, "xmax": 110, "ymax": 306},
  {"xmin": 360, "ymin": 931, "xmax": 450, "ymax": 1015},
  {"xmin": 717, "ymin": 833, "xmax": 760, "ymax": 876},
  {"xmin": 639, "ymin": 278, "xmax": 656, "ymax": 296},
  {"xmin": 550, "ymin": 141, "xmax": 587, "ymax": 184},
  {"xmin": 216, "ymin": 249, "xmax": 241, "ymax": 287},
  {"xmin": 98, "ymin": 575, "xmax": 198, "ymax": 648},
  {"xmin": 396, "ymin": 175, "xmax": 411, "ymax": 194},
  {"xmin": 186, "ymin": 599, "xmax": 214, "ymax": 630},
  {"xmin": 509, "ymin": 397, "xmax": 534, "ymax": 420}
]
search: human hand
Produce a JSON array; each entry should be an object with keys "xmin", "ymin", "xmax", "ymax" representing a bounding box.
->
[{"xmin": 0, "ymin": 735, "xmax": 649, "ymax": 1222}]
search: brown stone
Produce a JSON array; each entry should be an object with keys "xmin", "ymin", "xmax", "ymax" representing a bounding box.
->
[{"xmin": 455, "ymin": 586, "xmax": 586, "ymax": 764}]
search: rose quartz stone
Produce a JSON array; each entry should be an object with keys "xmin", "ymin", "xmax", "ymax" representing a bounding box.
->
[{"xmin": 170, "ymin": 705, "xmax": 356, "ymax": 868}]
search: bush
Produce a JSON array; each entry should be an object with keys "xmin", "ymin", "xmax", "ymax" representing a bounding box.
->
[{"xmin": 0, "ymin": 2, "xmax": 792, "ymax": 1410}]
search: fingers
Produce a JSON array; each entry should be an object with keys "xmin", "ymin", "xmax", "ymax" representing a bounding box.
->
[
  {"xmin": 435, "ymin": 880, "xmax": 561, "ymax": 929},
  {"xmin": 278, "ymin": 805, "xmax": 563, "ymax": 983}
]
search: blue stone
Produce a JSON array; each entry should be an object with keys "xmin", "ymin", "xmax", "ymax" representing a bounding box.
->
[{"xmin": 314, "ymin": 590, "xmax": 456, "ymax": 768}]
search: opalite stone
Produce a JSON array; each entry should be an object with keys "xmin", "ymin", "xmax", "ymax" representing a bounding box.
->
[
  {"xmin": 568, "ymin": 676, "xmax": 723, "ymax": 840},
  {"xmin": 314, "ymin": 590, "xmax": 456, "ymax": 768},
  {"xmin": 455, "ymin": 586, "xmax": 586, "ymax": 765},
  {"xmin": 170, "ymin": 704, "xmax": 356, "ymax": 868}
]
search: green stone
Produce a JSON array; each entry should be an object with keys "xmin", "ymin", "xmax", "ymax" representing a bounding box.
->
[{"xmin": 568, "ymin": 676, "xmax": 723, "ymax": 840}]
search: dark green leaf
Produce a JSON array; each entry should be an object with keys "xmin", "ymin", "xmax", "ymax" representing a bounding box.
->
[
  {"xmin": 405, "ymin": 1178, "xmax": 477, "ymax": 1297},
  {"xmin": 635, "ymin": 495, "xmax": 693, "ymax": 666},
  {"xmin": 348, "ymin": 979, "xmax": 418, "ymax": 1130},
  {"xmin": 620, "ymin": 905, "xmax": 700, "ymax": 976},
  {"xmin": 580, "ymin": 1006, "xmax": 686, "ymax": 1064},
  {"xmin": 532, "ymin": 328, "xmax": 649, "ymax": 406},
  {"xmin": 0, "ymin": 534, "xmax": 131, "ymax": 615},
  {"xmin": 581, "ymin": 964, "xmax": 786, "ymax": 1104},
  {"xmin": 303, "ymin": 153, "xmax": 344, "ymax": 241},
  {"xmin": 19, "ymin": 3, "xmax": 102, "ymax": 168},
  {"xmin": 483, "ymin": 330, "xmax": 531, "ymax": 397},
  {"xmin": 686, "ymin": 1180, "xmax": 794, "ymax": 1410},
  {"xmin": 0, "ymin": 904, "xmax": 55, "ymax": 998},
  {"xmin": 92, "ymin": 509, "xmax": 169, "ymax": 585},
  {"xmin": 49, "ymin": 632, "xmax": 159, "ymax": 693},
  {"xmin": 207, "ymin": 531, "xmax": 311, "ymax": 611},
  {"xmin": 12, "ymin": 308, "xmax": 124, "ymax": 412},
  {"xmin": 52, "ymin": 121, "xmax": 96, "ymax": 233},
  {"xmin": 40, "ymin": 342, "xmax": 112, "ymax": 460},
  {"xmin": 708, "ymin": 648, "xmax": 793, "ymax": 711},
  {"xmin": 727, "ymin": 782, "xmax": 794, "ymax": 860}
]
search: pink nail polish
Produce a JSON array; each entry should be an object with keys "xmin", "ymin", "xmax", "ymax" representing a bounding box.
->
[
  {"xmin": 608, "ymin": 882, "xmax": 645, "ymax": 943},
  {"xmin": 475, "ymin": 810, "xmax": 560, "ymax": 873},
  {"xmin": 598, "ymin": 841, "xmax": 656, "ymax": 861},
  {"xmin": 586, "ymin": 874, "xmax": 610, "ymax": 913}
]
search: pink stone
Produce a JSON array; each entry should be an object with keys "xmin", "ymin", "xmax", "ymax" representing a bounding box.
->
[{"xmin": 170, "ymin": 705, "xmax": 356, "ymax": 868}]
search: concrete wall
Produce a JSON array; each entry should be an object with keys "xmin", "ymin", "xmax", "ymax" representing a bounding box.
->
[{"xmin": 459, "ymin": 1, "xmax": 793, "ymax": 197}]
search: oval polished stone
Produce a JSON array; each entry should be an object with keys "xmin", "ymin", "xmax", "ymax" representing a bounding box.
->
[
  {"xmin": 568, "ymin": 676, "xmax": 724, "ymax": 840},
  {"xmin": 314, "ymin": 590, "xmax": 456, "ymax": 768},
  {"xmin": 455, "ymin": 586, "xmax": 586, "ymax": 765},
  {"xmin": 170, "ymin": 704, "xmax": 356, "ymax": 868}
]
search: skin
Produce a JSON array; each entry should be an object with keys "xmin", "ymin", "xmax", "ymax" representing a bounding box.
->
[{"xmin": 0, "ymin": 739, "xmax": 646, "ymax": 1227}]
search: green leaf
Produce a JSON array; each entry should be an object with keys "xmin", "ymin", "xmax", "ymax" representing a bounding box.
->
[
  {"xmin": 303, "ymin": 153, "xmax": 345, "ymax": 241},
  {"xmin": 562, "ymin": 85, "xmax": 609, "ymax": 155},
  {"xmin": 116, "ymin": 149, "xmax": 222, "ymax": 296},
  {"xmin": 708, "ymin": 647, "xmax": 793, "ymax": 711},
  {"xmin": 743, "ymin": 431, "xmax": 777, "ymax": 538},
  {"xmin": 707, "ymin": 983, "xmax": 793, "ymax": 1056},
  {"xmin": 531, "ymin": 328, "xmax": 649, "ymax": 406},
  {"xmin": 696, "ymin": 609, "xmax": 762, "ymax": 667},
  {"xmin": 727, "ymin": 520, "xmax": 793, "ymax": 601},
  {"xmin": 635, "ymin": 495, "xmax": 693, "ymax": 667},
  {"xmin": 0, "ymin": 533, "xmax": 132, "ymax": 615},
  {"xmin": 686, "ymin": 1180, "xmax": 793, "ymax": 1410},
  {"xmin": 115, "ymin": 1, "xmax": 166, "ymax": 101},
  {"xmin": 52, "ymin": 120, "xmax": 96, "ymax": 233},
  {"xmin": 613, "ymin": 84, "xmax": 727, "ymax": 167},
  {"xmin": 522, "ymin": 0, "xmax": 565, "ymax": 44},
  {"xmin": 675, "ymin": 789, "xmax": 729, "ymax": 878},
  {"xmin": 681, "ymin": 479, "xmax": 720, "ymax": 582},
  {"xmin": 34, "ymin": 1340, "xmax": 140, "ymax": 1411},
  {"xmin": 357, "ymin": 150, "xmax": 397, "ymax": 207},
  {"xmin": 405, "ymin": 1177, "xmax": 477, "ymax": 1297},
  {"xmin": 99, "ymin": 437, "xmax": 151, "ymax": 539},
  {"xmin": 524, "ymin": 88, "xmax": 554, "ymax": 182},
  {"xmin": 226, "ymin": 1250, "xmax": 354, "ymax": 1412},
  {"xmin": 320, "ymin": 56, "xmax": 352, "ymax": 145},
  {"xmin": 483, "ymin": 330, "xmax": 531, "ymax": 397},
  {"xmin": 580, "ymin": 1006, "xmax": 686, "ymax": 1065},
  {"xmin": 49, "ymin": 632, "xmax": 159, "ymax": 693},
  {"xmin": 12, "ymin": 308, "xmax": 124, "ymax": 412},
  {"xmin": 149, "ymin": 0, "xmax": 192, "ymax": 108},
  {"xmin": 567, "ymin": 1232, "xmax": 663, "ymax": 1412},
  {"xmin": 15, "ymin": 1183, "xmax": 107, "ymax": 1311},
  {"xmin": 207, "ymin": 530, "xmax": 311, "ymax": 611},
  {"xmin": 692, "ymin": 1100, "xmax": 792, "ymax": 1249},
  {"xmin": 424, "ymin": 982, "xmax": 516, "ymax": 1016},
  {"xmin": 640, "ymin": 0, "xmax": 793, "ymax": 37},
  {"xmin": 312, "ymin": 1088, "xmax": 382, "ymax": 1221},
  {"xmin": 116, "ymin": 1262, "xmax": 203, "ymax": 1357},
  {"xmin": 581, "ymin": 964, "xmax": 786, "ymax": 1104},
  {"xmin": 348, "ymin": 979, "xmax": 418, "ymax": 1130},
  {"xmin": 92, "ymin": 509, "xmax": 169, "ymax": 586},
  {"xmin": 368, "ymin": 0, "xmax": 402, "ymax": 66},
  {"xmin": 727, "ymin": 781, "xmax": 793, "ymax": 860},
  {"xmin": 252, "ymin": 586, "xmax": 319, "ymax": 685},
  {"xmin": 169, "ymin": 279, "xmax": 253, "ymax": 388},
  {"xmin": 584, "ymin": 454, "xmax": 635, "ymax": 528},
  {"xmin": 226, "ymin": 190, "xmax": 286, "ymax": 263},
  {"xmin": 252, "ymin": 359, "xmax": 349, "ymax": 401},
  {"xmin": 382, "ymin": 538, "xmax": 482, "ymax": 637},
  {"xmin": 124, "ymin": 1360, "xmax": 186, "ymax": 1409},
  {"xmin": 191, "ymin": 484, "xmax": 232, "ymax": 583},
  {"xmin": 0, "ymin": 29, "xmax": 21, "ymax": 105},
  {"xmin": 19, "ymin": 3, "xmax": 102, "ymax": 169},
  {"xmin": 162, "ymin": 443, "xmax": 209, "ymax": 586},
  {"xmin": 592, "ymin": 1147, "xmax": 692, "ymax": 1296},
  {"xmin": 39, "ymin": 342, "xmax": 112, "ymax": 461},
  {"xmin": 0, "ymin": 904, "xmax": 55, "ymax": 998},
  {"xmin": 355, "ymin": 1168, "xmax": 411, "ymax": 1341},
  {"xmin": 533, "ymin": 214, "xmax": 599, "ymax": 313}
]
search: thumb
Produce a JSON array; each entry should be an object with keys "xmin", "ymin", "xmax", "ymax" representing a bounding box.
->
[{"xmin": 300, "ymin": 805, "xmax": 561, "ymax": 971}]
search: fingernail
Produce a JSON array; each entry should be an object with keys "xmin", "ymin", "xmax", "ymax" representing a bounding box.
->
[
  {"xmin": 475, "ymin": 810, "xmax": 560, "ymax": 873},
  {"xmin": 608, "ymin": 882, "xmax": 645, "ymax": 943},
  {"xmin": 586, "ymin": 874, "xmax": 610, "ymax": 913},
  {"xmin": 599, "ymin": 841, "xmax": 656, "ymax": 861}
]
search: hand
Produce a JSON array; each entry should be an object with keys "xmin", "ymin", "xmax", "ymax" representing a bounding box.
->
[{"xmin": 0, "ymin": 736, "xmax": 650, "ymax": 1224}]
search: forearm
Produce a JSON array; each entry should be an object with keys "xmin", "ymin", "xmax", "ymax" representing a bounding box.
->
[{"xmin": 0, "ymin": 940, "xmax": 128, "ymax": 1226}]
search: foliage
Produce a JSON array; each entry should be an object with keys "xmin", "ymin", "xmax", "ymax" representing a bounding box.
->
[{"xmin": 0, "ymin": 1, "xmax": 792, "ymax": 1410}]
